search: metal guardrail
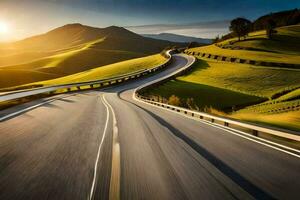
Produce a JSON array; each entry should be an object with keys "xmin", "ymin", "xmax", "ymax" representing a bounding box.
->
[
  {"xmin": 2, "ymin": 50, "xmax": 299, "ymax": 144},
  {"xmin": 184, "ymin": 50, "xmax": 300, "ymax": 69},
  {"xmin": 136, "ymin": 97, "xmax": 300, "ymax": 142},
  {"xmin": 134, "ymin": 55, "xmax": 300, "ymax": 143},
  {"xmin": 0, "ymin": 51, "xmax": 173, "ymax": 103}
]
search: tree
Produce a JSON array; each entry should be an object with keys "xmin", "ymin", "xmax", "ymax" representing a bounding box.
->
[
  {"xmin": 212, "ymin": 35, "xmax": 220, "ymax": 44},
  {"xmin": 230, "ymin": 18, "xmax": 252, "ymax": 41},
  {"xmin": 266, "ymin": 18, "xmax": 276, "ymax": 39},
  {"xmin": 187, "ymin": 42, "xmax": 199, "ymax": 49}
]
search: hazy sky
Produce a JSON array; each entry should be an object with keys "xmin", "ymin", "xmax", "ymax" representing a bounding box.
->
[{"xmin": 0, "ymin": 0, "xmax": 299, "ymax": 41}]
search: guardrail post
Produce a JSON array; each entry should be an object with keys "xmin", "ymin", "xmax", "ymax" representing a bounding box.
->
[
  {"xmin": 224, "ymin": 122, "xmax": 229, "ymax": 127},
  {"xmin": 90, "ymin": 85, "xmax": 94, "ymax": 88},
  {"xmin": 252, "ymin": 130, "xmax": 258, "ymax": 136},
  {"xmin": 77, "ymin": 86, "xmax": 80, "ymax": 90},
  {"xmin": 211, "ymin": 118, "xmax": 215, "ymax": 123},
  {"xmin": 200, "ymin": 116, "xmax": 203, "ymax": 119},
  {"xmin": 67, "ymin": 88, "xmax": 71, "ymax": 92}
]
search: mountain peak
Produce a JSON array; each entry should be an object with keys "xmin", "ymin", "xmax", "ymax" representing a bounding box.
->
[
  {"xmin": 102, "ymin": 25, "xmax": 141, "ymax": 38},
  {"xmin": 62, "ymin": 23, "xmax": 84, "ymax": 28}
]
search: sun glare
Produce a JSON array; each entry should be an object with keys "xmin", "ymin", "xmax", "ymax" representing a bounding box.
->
[{"xmin": 0, "ymin": 21, "xmax": 9, "ymax": 34}]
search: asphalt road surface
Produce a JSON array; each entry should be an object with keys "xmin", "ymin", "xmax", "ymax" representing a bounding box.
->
[{"xmin": 1, "ymin": 54, "xmax": 300, "ymax": 200}]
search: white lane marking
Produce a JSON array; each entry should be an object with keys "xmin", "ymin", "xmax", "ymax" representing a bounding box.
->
[
  {"xmin": 133, "ymin": 94, "xmax": 300, "ymax": 159},
  {"xmin": 89, "ymin": 95, "xmax": 110, "ymax": 200},
  {"xmin": 103, "ymin": 94, "xmax": 120, "ymax": 200},
  {"xmin": 203, "ymin": 121, "xmax": 300, "ymax": 154},
  {"xmin": 199, "ymin": 120, "xmax": 300, "ymax": 159},
  {"xmin": 0, "ymin": 94, "xmax": 73, "ymax": 122}
]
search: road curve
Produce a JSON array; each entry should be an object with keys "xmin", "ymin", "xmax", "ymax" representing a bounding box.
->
[{"xmin": 1, "ymin": 54, "xmax": 300, "ymax": 200}]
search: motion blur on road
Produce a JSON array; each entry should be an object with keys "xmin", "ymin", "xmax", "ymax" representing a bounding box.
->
[{"xmin": 1, "ymin": 54, "xmax": 300, "ymax": 200}]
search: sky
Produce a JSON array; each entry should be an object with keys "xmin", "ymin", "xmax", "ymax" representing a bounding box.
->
[{"xmin": 0, "ymin": 0, "xmax": 299, "ymax": 41}]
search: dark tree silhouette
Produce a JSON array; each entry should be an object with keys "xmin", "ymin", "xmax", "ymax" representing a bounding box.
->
[
  {"xmin": 230, "ymin": 18, "xmax": 252, "ymax": 41},
  {"xmin": 266, "ymin": 19, "xmax": 277, "ymax": 39},
  {"xmin": 213, "ymin": 35, "xmax": 220, "ymax": 44},
  {"xmin": 187, "ymin": 42, "xmax": 199, "ymax": 48}
]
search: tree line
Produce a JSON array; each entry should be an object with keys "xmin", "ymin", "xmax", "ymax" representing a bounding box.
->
[
  {"xmin": 230, "ymin": 17, "xmax": 276, "ymax": 41},
  {"xmin": 214, "ymin": 8, "xmax": 300, "ymax": 43}
]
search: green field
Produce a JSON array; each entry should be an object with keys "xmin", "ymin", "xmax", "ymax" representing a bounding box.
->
[
  {"xmin": 20, "ymin": 54, "xmax": 167, "ymax": 87},
  {"xmin": 144, "ymin": 25, "xmax": 300, "ymax": 131},
  {"xmin": 0, "ymin": 38, "xmax": 145, "ymax": 89},
  {"xmin": 220, "ymin": 25, "xmax": 300, "ymax": 55},
  {"xmin": 190, "ymin": 25, "xmax": 300, "ymax": 65},
  {"xmin": 232, "ymin": 110, "xmax": 300, "ymax": 132},
  {"xmin": 178, "ymin": 60, "xmax": 300, "ymax": 98},
  {"xmin": 144, "ymin": 59, "xmax": 300, "ymax": 131},
  {"xmin": 144, "ymin": 79, "xmax": 264, "ymax": 112}
]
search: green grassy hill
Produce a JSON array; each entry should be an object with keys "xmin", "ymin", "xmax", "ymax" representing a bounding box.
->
[
  {"xmin": 219, "ymin": 25, "xmax": 300, "ymax": 55},
  {"xmin": 188, "ymin": 25, "xmax": 300, "ymax": 65},
  {"xmin": 0, "ymin": 24, "xmax": 180, "ymax": 89},
  {"xmin": 144, "ymin": 25, "xmax": 300, "ymax": 131},
  {"xmin": 19, "ymin": 54, "xmax": 167, "ymax": 87}
]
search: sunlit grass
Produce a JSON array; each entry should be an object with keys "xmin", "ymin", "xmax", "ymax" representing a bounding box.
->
[
  {"xmin": 231, "ymin": 110, "xmax": 300, "ymax": 132},
  {"xmin": 276, "ymin": 88, "xmax": 300, "ymax": 102},
  {"xmin": 144, "ymin": 57, "xmax": 300, "ymax": 131},
  {"xmin": 191, "ymin": 25, "xmax": 300, "ymax": 64},
  {"xmin": 18, "ymin": 54, "xmax": 167, "ymax": 86},
  {"xmin": 143, "ymin": 79, "xmax": 264, "ymax": 111},
  {"xmin": 0, "ymin": 38, "xmax": 147, "ymax": 88},
  {"xmin": 191, "ymin": 45, "xmax": 300, "ymax": 64},
  {"xmin": 177, "ymin": 60, "xmax": 300, "ymax": 98}
]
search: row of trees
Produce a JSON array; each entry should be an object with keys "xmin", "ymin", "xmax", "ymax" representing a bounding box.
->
[{"xmin": 229, "ymin": 17, "xmax": 277, "ymax": 41}]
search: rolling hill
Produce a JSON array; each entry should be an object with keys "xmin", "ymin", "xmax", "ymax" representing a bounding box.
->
[
  {"xmin": 142, "ymin": 33, "xmax": 211, "ymax": 44},
  {"xmin": 143, "ymin": 25, "xmax": 300, "ymax": 131},
  {"xmin": 0, "ymin": 23, "xmax": 181, "ymax": 88},
  {"xmin": 188, "ymin": 25, "xmax": 300, "ymax": 65}
]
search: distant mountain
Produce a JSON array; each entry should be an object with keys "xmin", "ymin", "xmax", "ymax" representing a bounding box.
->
[
  {"xmin": 3, "ymin": 23, "xmax": 182, "ymax": 54},
  {"xmin": 142, "ymin": 33, "xmax": 212, "ymax": 44},
  {"xmin": 0, "ymin": 24, "xmax": 183, "ymax": 88},
  {"xmin": 0, "ymin": 23, "xmax": 182, "ymax": 67}
]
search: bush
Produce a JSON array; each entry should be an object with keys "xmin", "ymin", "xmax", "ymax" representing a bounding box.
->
[{"xmin": 168, "ymin": 95, "xmax": 181, "ymax": 106}]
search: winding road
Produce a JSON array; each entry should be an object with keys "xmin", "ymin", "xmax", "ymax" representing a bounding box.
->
[{"xmin": 0, "ymin": 54, "xmax": 300, "ymax": 200}]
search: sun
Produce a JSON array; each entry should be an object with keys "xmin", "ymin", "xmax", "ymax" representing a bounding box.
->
[{"xmin": 0, "ymin": 21, "xmax": 9, "ymax": 34}]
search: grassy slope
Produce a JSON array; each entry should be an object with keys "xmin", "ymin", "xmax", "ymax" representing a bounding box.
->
[
  {"xmin": 0, "ymin": 39, "xmax": 145, "ymax": 88},
  {"xmin": 144, "ymin": 80, "xmax": 263, "ymax": 111},
  {"xmin": 232, "ymin": 110, "xmax": 300, "ymax": 132},
  {"xmin": 190, "ymin": 25, "xmax": 300, "ymax": 64},
  {"xmin": 16, "ymin": 54, "xmax": 167, "ymax": 87},
  {"xmin": 195, "ymin": 25, "xmax": 300, "ymax": 131},
  {"xmin": 277, "ymin": 88, "xmax": 300, "ymax": 101},
  {"xmin": 178, "ymin": 60, "xmax": 300, "ymax": 98},
  {"xmin": 146, "ymin": 59, "xmax": 300, "ymax": 131},
  {"xmin": 233, "ymin": 26, "xmax": 300, "ymax": 55},
  {"xmin": 0, "ymin": 24, "xmax": 179, "ymax": 89}
]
